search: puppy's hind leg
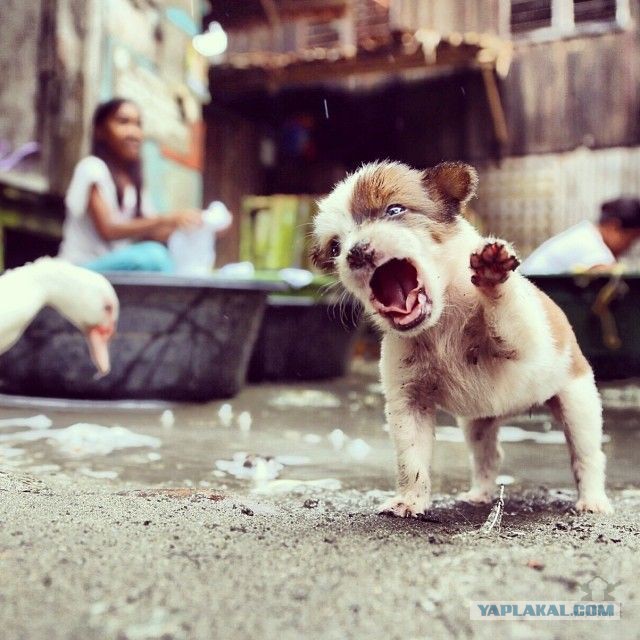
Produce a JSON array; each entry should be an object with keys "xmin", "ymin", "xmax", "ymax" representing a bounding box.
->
[
  {"xmin": 457, "ymin": 417, "xmax": 503, "ymax": 504},
  {"xmin": 549, "ymin": 375, "xmax": 612, "ymax": 514}
]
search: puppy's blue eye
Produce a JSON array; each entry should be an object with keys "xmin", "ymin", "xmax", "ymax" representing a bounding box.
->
[{"xmin": 386, "ymin": 204, "xmax": 406, "ymax": 216}]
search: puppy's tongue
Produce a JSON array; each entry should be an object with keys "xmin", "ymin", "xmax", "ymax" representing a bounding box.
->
[{"xmin": 370, "ymin": 259, "xmax": 421, "ymax": 315}]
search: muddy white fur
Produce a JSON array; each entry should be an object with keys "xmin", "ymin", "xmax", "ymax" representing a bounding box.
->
[{"xmin": 312, "ymin": 160, "xmax": 611, "ymax": 517}]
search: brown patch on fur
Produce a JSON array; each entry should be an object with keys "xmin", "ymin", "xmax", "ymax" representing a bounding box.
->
[
  {"xmin": 350, "ymin": 162, "xmax": 440, "ymax": 223},
  {"xmin": 533, "ymin": 287, "xmax": 591, "ymax": 378}
]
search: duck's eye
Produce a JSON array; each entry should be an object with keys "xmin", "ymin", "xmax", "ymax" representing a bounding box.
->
[
  {"xmin": 386, "ymin": 204, "xmax": 406, "ymax": 216},
  {"xmin": 329, "ymin": 238, "xmax": 341, "ymax": 258},
  {"xmin": 104, "ymin": 303, "xmax": 113, "ymax": 314}
]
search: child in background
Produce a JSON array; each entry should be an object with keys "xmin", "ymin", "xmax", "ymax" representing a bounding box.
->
[
  {"xmin": 521, "ymin": 197, "xmax": 640, "ymax": 274},
  {"xmin": 58, "ymin": 98, "xmax": 202, "ymax": 272}
]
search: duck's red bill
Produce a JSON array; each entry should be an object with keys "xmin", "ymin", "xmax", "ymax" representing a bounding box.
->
[{"xmin": 86, "ymin": 326, "xmax": 112, "ymax": 377}]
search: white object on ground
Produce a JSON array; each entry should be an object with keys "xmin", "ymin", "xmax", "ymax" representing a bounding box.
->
[
  {"xmin": 78, "ymin": 467, "xmax": 119, "ymax": 480},
  {"xmin": 218, "ymin": 403, "xmax": 233, "ymax": 427},
  {"xmin": 0, "ymin": 414, "xmax": 52, "ymax": 430},
  {"xmin": 269, "ymin": 390, "xmax": 341, "ymax": 409},
  {"xmin": 435, "ymin": 425, "xmax": 609, "ymax": 445},
  {"xmin": 52, "ymin": 424, "xmax": 161, "ymax": 457},
  {"xmin": 159, "ymin": 410, "xmax": 175, "ymax": 429},
  {"xmin": 499, "ymin": 426, "xmax": 569, "ymax": 444},
  {"xmin": 252, "ymin": 477, "xmax": 342, "ymax": 495},
  {"xmin": 215, "ymin": 453, "xmax": 283, "ymax": 481},
  {"xmin": 0, "ymin": 423, "xmax": 160, "ymax": 457},
  {"xmin": 328, "ymin": 428, "xmax": 347, "ymax": 450},
  {"xmin": 346, "ymin": 438, "xmax": 371, "ymax": 461},
  {"xmin": 302, "ymin": 433, "xmax": 322, "ymax": 444},
  {"xmin": 237, "ymin": 411, "xmax": 252, "ymax": 432},
  {"xmin": 217, "ymin": 261, "xmax": 255, "ymax": 279},
  {"xmin": 278, "ymin": 268, "xmax": 314, "ymax": 289},
  {"xmin": 214, "ymin": 452, "xmax": 310, "ymax": 482}
]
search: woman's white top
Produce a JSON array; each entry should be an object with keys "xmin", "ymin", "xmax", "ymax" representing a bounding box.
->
[
  {"xmin": 58, "ymin": 155, "xmax": 153, "ymax": 264},
  {"xmin": 520, "ymin": 220, "xmax": 615, "ymax": 275}
]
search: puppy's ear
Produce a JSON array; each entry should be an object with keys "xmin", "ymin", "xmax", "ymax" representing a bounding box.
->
[{"xmin": 422, "ymin": 162, "xmax": 478, "ymax": 219}]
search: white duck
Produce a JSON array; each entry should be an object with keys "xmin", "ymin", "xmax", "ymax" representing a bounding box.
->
[{"xmin": 0, "ymin": 258, "xmax": 118, "ymax": 375}]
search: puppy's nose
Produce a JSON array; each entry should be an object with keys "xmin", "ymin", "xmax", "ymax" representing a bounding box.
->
[{"xmin": 346, "ymin": 242, "xmax": 375, "ymax": 270}]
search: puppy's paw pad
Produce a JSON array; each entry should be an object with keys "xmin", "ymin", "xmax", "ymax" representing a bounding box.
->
[
  {"xmin": 457, "ymin": 489, "xmax": 494, "ymax": 505},
  {"xmin": 379, "ymin": 495, "xmax": 429, "ymax": 518},
  {"xmin": 575, "ymin": 496, "xmax": 613, "ymax": 514},
  {"xmin": 470, "ymin": 242, "xmax": 520, "ymax": 288}
]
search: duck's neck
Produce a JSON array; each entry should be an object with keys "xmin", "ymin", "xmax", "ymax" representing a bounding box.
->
[
  {"xmin": 27, "ymin": 261, "xmax": 72, "ymax": 312},
  {"xmin": 0, "ymin": 263, "xmax": 48, "ymax": 352}
]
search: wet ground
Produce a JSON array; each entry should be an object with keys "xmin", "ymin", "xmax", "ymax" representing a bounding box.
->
[{"xmin": 0, "ymin": 360, "xmax": 639, "ymax": 639}]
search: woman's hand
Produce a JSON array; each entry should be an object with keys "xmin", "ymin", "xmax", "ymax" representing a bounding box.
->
[
  {"xmin": 87, "ymin": 185, "xmax": 204, "ymax": 243},
  {"xmin": 170, "ymin": 209, "xmax": 203, "ymax": 231}
]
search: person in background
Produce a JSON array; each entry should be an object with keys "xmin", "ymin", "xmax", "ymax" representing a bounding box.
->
[
  {"xmin": 521, "ymin": 197, "xmax": 640, "ymax": 275},
  {"xmin": 58, "ymin": 98, "xmax": 202, "ymax": 272}
]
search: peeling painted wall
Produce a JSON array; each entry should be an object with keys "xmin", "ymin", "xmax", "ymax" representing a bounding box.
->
[{"xmin": 0, "ymin": 1, "xmax": 46, "ymax": 179}]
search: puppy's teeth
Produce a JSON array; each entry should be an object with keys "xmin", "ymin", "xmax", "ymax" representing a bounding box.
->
[{"xmin": 418, "ymin": 292, "xmax": 427, "ymax": 305}]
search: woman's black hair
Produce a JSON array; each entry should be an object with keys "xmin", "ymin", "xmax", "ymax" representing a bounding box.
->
[
  {"xmin": 600, "ymin": 197, "xmax": 640, "ymax": 230},
  {"xmin": 91, "ymin": 97, "xmax": 143, "ymax": 218}
]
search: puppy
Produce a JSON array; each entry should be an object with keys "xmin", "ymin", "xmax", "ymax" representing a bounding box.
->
[{"xmin": 312, "ymin": 160, "xmax": 611, "ymax": 517}]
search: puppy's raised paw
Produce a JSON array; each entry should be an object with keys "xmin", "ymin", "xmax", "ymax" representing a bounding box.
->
[
  {"xmin": 470, "ymin": 241, "xmax": 520, "ymax": 289},
  {"xmin": 379, "ymin": 494, "xmax": 430, "ymax": 518},
  {"xmin": 575, "ymin": 495, "xmax": 613, "ymax": 514}
]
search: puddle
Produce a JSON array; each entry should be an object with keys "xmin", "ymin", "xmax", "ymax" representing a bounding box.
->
[{"xmin": 0, "ymin": 371, "xmax": 638, "ymax": 495}]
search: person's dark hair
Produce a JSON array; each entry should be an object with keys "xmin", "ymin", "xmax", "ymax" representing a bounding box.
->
[
  {"xmin": 91, "ymin": 98, "xmax": 143, "ymax": 218},
  {"xmin": 600, "ymin": 197, "xmax": 640, "ymax": 229}
]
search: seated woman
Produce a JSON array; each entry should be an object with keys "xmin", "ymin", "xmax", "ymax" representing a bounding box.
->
[{"xmin": 58, "ymin": 98, "xmax": 202, "ymax": 272}]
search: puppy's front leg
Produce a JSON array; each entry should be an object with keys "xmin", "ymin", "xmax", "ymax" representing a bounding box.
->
[
  {"xmin": 469, "ymin": 240, "xmax": 531, "ymax": 351},
  {"xmin": 380, "ymin": 399, "xmax": 434, "ymax": 518}
]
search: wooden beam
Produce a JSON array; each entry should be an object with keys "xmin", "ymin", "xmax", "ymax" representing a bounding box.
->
[
  {"xmin": 260, "ymin": 0, "xmax": 281, "ymax": 28},
  {"xmin": 480, "ymin": 64, "xmax": 509, "ymax": 147},
  {"xmin": 211, "ymin": 43, "xmax": 484, "ymax": 93}
]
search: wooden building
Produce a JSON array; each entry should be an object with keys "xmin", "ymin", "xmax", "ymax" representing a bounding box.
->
[{"xmin": 204, "ymin": 0, "xmax": 640, "ymax": 261}]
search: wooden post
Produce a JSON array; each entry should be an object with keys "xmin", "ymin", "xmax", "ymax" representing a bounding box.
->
[{"xmin": 480, "ymin": 63, "xmax": 509, "ymax": 148}]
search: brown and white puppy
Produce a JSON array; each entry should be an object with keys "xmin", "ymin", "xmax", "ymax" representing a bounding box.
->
[{"xmin": 312, "ymin": 160, "xmax": 611, "ymax": 517}]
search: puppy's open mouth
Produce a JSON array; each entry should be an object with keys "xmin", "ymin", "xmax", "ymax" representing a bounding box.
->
[{"xmin": 369, "ymin": 259, "xmax": 432, "ymax": 331}]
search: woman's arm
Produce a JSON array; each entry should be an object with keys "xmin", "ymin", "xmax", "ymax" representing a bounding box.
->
[{"xmin": 87, "ymin": 184, "xmax": 201, "ymax": 242}]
